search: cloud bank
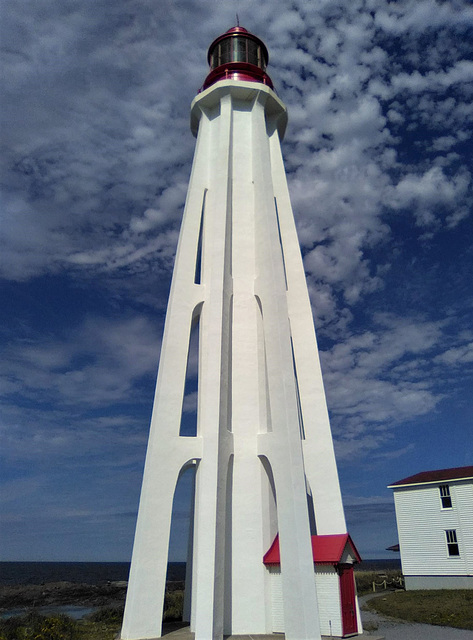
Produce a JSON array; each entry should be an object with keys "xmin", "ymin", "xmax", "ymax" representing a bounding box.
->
[{"xmin": 1, "ymin": 0, "xmax": 472, "ymax": 560}]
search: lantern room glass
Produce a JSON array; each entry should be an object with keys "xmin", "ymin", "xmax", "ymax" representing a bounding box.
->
[{"xmin": 210, "ymin": 36, "xmax": 265, "ymax": 70}]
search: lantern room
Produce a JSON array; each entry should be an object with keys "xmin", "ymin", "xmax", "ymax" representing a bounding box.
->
[{"xmin": 202, "ymin": 26, "xmax": 274, "ymax": 90}]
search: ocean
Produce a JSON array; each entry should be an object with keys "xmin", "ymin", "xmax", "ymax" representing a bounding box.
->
[
  {"xmin": 0, "ymin": 562, "xmax": 186, "ymax": 586},
  {"xmin": 0, "ymin": 559, "xmax": 399, "ymax": 586}
]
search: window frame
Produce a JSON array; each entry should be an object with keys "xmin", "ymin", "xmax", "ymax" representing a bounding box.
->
[
  {"xmin": 445, "ymin": 529, "xmax": 460, "ymax": 557},
  {"xmin": 439, "ymin": 484, "xmax": 453, "ymax": 509}
]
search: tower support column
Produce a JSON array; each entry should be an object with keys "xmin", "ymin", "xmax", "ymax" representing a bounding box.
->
[{"xmin": 121, "ymin": 23, "xmax": 360, "ymax": 640}]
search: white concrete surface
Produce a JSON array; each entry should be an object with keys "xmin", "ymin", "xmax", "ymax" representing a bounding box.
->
[{"xmin": 121, "ymin": 80, "xmax": 353, "ymax": 640}]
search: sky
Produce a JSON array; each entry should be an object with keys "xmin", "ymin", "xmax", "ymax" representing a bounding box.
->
[{"xmin": 1, "ymin": 0, "xmax": 472, "ymax": 563}]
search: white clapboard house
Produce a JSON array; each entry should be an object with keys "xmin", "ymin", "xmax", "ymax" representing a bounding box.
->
[
  {"xmin": 263, "ymin": 533, "xmax": 362, "ymax": 637},
  {"xmin": 388, "ymin": 465, "xmax": 473, "ymax": 590}
]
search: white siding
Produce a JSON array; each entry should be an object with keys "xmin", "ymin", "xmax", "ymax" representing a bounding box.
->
[
  {"xmin": 456, "ymin": 482, "xmax": 473, "ymax": 575},
  {"xmin": 269, "ymin": 567, "xmax": 284, "ymax": 632},
  {"xmin": 393, "ymin": 479, "xmax": 473, "ymax": 577},
  {"xmin": 268, "ymin": 566, "xmax": 342, "ymax": 636},
  {"xmin": 314, "ymin": 566, "xmax": 342, "ymax": 637}
]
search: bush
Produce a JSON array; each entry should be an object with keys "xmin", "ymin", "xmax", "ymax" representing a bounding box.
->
[
  {"xmin": 86, "ymin": 606, "xmax": 123, "ymax": 624},
  {"xmin": 0, "ymin": 612, "xmax": 79, "ymax": 640},
  {"xmin": 163, "ymin": 590, "xmax": 184, "ymax": 621}
]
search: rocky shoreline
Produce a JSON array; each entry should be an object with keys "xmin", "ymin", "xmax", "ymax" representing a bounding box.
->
[
  {"xmin": 0, "ymin": 581, "xmax": 128, "ymax": 612},
  {"xmin": 0, "ymin": 579, "xmax": 187, "ymax": 615}
]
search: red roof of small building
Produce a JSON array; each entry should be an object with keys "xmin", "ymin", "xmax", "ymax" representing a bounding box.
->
[
  {"xmin": 263, "ymin": 533, "xmax": 361, "ymax": 566},
  {"xmin": 388, "ymin": 465, "xmax": 473, "ymax": 488}
]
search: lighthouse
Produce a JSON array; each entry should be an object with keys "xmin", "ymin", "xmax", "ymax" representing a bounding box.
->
[{"xmin": 121, "ymin": 27, "xmax": 361, "ymax": 640}]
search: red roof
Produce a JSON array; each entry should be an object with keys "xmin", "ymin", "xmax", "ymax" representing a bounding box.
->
[
  {"xmin": 263, "ymin": 533, "xmax": 361, "ymax": 566},
  {"xmin": 388, "ymin": 465, "xmax": 473, "ymax": 488}
]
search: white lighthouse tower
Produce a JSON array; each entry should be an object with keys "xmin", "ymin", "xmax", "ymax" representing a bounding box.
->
[{"xmin": 121, "ymin": 27, "xmax": 361, "ymax": 640}]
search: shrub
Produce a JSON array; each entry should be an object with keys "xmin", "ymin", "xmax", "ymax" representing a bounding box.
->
[
  {"xmin": 163, "ymin": 590, "xmax": 184, "ymax": 621},
  {"xmin": 0, "ymin": 612, "xmax": 79, "ymax": 640},
  {"xmin": 86, "ymin": 607, "xmax": 123, "ymax": 624}
]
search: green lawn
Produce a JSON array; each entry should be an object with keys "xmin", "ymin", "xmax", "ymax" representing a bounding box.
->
[
  {"xmin": 365, "ymin": 589, "xmax": 473, "ymax": 630},
  {"xmin": 0, "ymin": 595, "xmax": 188, "ymax": 640}
]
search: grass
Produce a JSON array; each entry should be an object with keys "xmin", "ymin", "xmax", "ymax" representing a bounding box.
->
[
  {"xmin": 365, "ymin": 589, "xmax": 473, "ymax": 630},
  {"xmin": 163, "ymin": 590, "xmax": 184, "ymax": 621},
  {"xmin": 3, "ymin": 585, "xmax": 472, "ymax": 637},
  {"xmin": 0, "ymin": 610, "xmax": 121, "ymax": 640},
  {"xmin": 0, "ymin": 611, "xmax": 83, "ymax": 640},
  {"xmin": 0, "ymin": 591, "xmax": 187, "ymax": 640}
]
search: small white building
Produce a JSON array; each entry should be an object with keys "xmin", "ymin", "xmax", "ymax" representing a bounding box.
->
[
  {"xmin": 388, "ymin": 465, "xmax": 473, "ymax": 590},
  {"xmin": 263, "ymin": 533, "xmax": 362, "ymax": 637}
]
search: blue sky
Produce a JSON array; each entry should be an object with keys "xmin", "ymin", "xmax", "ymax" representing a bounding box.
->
[{"xmin": 1, "ymin": 0, "xmax": 473, "ymax": 562}]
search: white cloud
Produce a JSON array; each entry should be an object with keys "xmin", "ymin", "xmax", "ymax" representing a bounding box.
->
[
  {"xmin": 317, "ymin": 314, "xmax": 465, "ymax": 457},
  {"xmin": 130, "ymin": 208, "xmax": 169, "ymax": 233},
  {"xmin": 434, "ymin": 342, "xmax": 473, "ymax": 366},
  {"xmin": 389, "ymin": 61, "xmax": 473, "ymax": 95},
  {"xmin": 1, "ymin": 315, "xmax": 162, "ymax": 407},
  {"xmin": 1, "ymin": 0, "xmax": 471, "ymax": 300},
  {"xmin": 431, "ymin": 136, "xmax": 458, "ymax": 152},
  {"xmin": 182, "ymin": 391, "xmax": 198, "ymax": 414},
  {"xmin": 388, "ymin": 167, "xmax": 471, "ymax": 228},
  {"xmin": 1, "ymin": 0, "xmax": 473, "ymax": 559},
  {"xmin": 374, "ymin": 1, "xmax": 473, "ymax": 34}
]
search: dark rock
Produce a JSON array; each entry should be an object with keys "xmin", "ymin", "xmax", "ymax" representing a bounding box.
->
[{"xmin": 0, "ymin": 581, "xmax": 127, "ymax": 610}]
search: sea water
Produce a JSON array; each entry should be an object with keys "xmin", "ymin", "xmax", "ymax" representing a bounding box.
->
[
  {"xmin": 1, "ymin": 605, "xmax": 95, "ymax": 620},
  {"xmin": 0, "ymin": 559, "xmax": 398, "ymax": 586},
  {"xmin": 0, "ymin": 559, "xmax": 399, "ymax": 620},
  {"xmin": 0, "ymin": 561, "xmax": 187, "ymax": 586}
]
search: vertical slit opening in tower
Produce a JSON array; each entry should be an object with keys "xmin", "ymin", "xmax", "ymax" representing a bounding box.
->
[
  {"xmin": 305, "ymin": 479, "xmax": 317, "ymax": 535},
  {"xmin": 290, "ymin": 336, "xmax": 305, "ymax": 440},
  {"xmin": 166, "ymin": 461, "xmax": 198, "ymax": 624},
  {"xmin": 194, "ymin": 190, "xmax": 207, "ymax": 285},
  {"xmin": 255, "ymin": 295, "xmax": 272, "ymax": 433},
  {"xmin": 274, "ymin": 197, "xmax": 288, "ymax": 290},
  {"xmin": 179, "ymin": 309, "xmax": 201, "ymax": 437}
]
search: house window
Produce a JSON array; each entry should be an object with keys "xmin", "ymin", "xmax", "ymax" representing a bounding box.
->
[
  {"xmin": 445, "ymin": 530, "xmax": 460, "ymax": 556},
  {"xmin": 439, "ymin": 484, "xmax": 452, "ymax": 509}
]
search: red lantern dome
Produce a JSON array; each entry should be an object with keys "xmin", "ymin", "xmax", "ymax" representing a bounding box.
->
[{"xmin": 202, "ymin": 26, "xmax": 274, "ymax": 91}]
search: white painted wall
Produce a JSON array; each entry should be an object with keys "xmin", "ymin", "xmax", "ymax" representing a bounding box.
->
[
  {"xmin": 314, "ymin": 567, "xmax": 343, "ymax": 637},
  {"xmin": 393, "ymin": 480, "xmax": 473, "ymax": 579},
  {"xmin": 122, "ymin": 80, "xmax": 352, "ymax": 640},
  {"xmin": 457, "ymin": 481, "xmax": 473, "ymax": 575},
  {"xmin": 268, "ymin": 566, "xmax": 343, "ymax": 637}
]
